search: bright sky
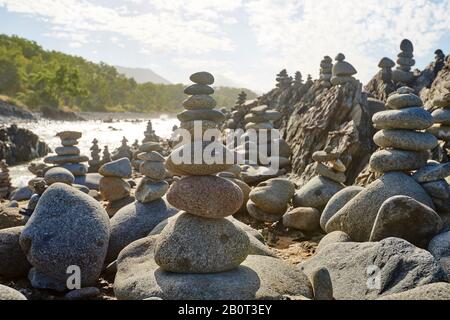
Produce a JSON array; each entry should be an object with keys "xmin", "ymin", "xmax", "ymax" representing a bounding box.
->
[{"xmin": 1, "ymin": 0, "xmax": 450, "ymax": 92}]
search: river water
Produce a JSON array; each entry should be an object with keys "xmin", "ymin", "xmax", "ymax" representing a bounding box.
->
[{"xmin": 9, "ymin": 116, "xmax": 179, "ymax": 187}]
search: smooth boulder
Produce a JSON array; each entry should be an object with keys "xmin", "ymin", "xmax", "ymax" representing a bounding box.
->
[{"xmin": 293, "ymin": 176, "xmax": 344, "ymax": 210}]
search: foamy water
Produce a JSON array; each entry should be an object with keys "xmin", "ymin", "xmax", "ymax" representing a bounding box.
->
[{"xmin": 9, "ymin": 116, "xmax": 179, "ymax": 187}]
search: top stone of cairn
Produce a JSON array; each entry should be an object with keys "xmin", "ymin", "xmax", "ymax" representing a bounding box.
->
[
  {"xmin": 400, "ymin": 39, "xmax": 414, "ymax": 53},
  {"xmin": 190, "ymin": 72, "xmax": 215, "ymax": 85}
]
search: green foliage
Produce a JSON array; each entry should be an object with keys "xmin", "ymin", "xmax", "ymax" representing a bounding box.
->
[{"xmin": 0, "ymin": 34, "xmax": 257, "ymax": 113}]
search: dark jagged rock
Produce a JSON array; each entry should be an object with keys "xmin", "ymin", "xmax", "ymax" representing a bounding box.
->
[
  {"xmin": 40, "ymin": 106, "xmax": 85, "ymax": 121},
  {"xmin": 0, "ymin": 124, "xmax": 51, "ymax": 165},
  {"xmin": 0, "ymin": 98, "xmax": 34, "ymax": 120}
]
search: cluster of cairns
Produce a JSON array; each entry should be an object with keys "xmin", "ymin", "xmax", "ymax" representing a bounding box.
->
[
  {"xmin": 43, "ymin": 131, "xmax": 89, "ymax": 181},
  {"xmin": 331, "ymin": 53, "xmax": 357, "ymax": 86},
  {"xmin": 112, "ymin": 72, "xmax": 315, "ymax": 300},
  {"xmin": 112, "ymin": 137, "xmax": 133, "ymax": 161},
  {"xmin": 276, "ymin": 69, "xmax": 293, "ymax": 89},
  {"xmin": 99, "ymin": 158, "xmax": 133, "ymax": 216},
  {"xmin": 88, "ymin": 139, "xmax": 101, "ymax": 173},
  {"xmin": 319, "ymin": 56, "xmax": 333, "ymax": 88},
  {"xmin": 0, "ymin": 160, "xmax": 11, "ymax": 199},
  {"xmin": 392, "ymin": 39, "xmax": 415, "ymax": 84},
  {"xmin": 428, "ymin": 87, "xmax": 450, "ymax": 144},
  {"xmin": 290, "ymin": 150, "xmax": 347, "ymax": 232}
]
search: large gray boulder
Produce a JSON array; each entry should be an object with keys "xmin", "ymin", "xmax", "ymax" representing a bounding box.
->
[
  {"xmin": 299, "ymin": 238, "xmax": 445, "ymax": 300},
  {"xmin": 106, "ymin": 198, "xmax": 178, "ymax": 263},
  {"xmin": 377, "ymin": 283, "xmax": 450, "ymax": 300},
  {"xmin": 20, "ymin": 183, "xmax": 110, "ymax": 291},
  {"xmin": 114, "ymin": 236, "xmax": 313, "ymax": 300},
  {"xmin": 0, "ymin": 226, "xmax": 31, "ymax": 278},
  {"xmin": 428, "ymin": 231, "xmax": 450, "ymax": 277},
  {"xmin": 327, "ymin": 172, "xmax": 434, "ymax": 242},
  {"xmin": 0, "ymin": 284, "xmax": 27, "ymax": 300}
]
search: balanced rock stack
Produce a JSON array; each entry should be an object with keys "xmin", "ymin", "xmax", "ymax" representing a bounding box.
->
[
  {"xmin": 276, "ymin": 69, "xmax": 292, "ymax": 89},
  {"xmin": 112, "ymin": 137, "xmax": 133, "ymax": 161},
  {"xmin": 142, "ymin": 120, "xmax": 159, "ymax": 143},
  {"xmin": 236, "ymin": 91, "xmax": 247, "ymax": 107},
  {"xmin": 247, "ymin": 178, "xmax": 295, "ymax": 223},
  {"xmin": 291, "ymin": 150, "xmax": 346, "ymax": 232},
  {"xmin": 43, "ymin": 131, "xmax": 88, "ymax": 179},
  {"xmin": 0, "ymin": 160, "xmax": 11, "ymax": 199},
  {"xmin": 331, "ymin": 53, "xmax": 357, "ymax": 86},
  {"xmin": 101, "ymin": 146, "xmax": 112, "ymax": 165},
  {"xmin": 319, "ymin": 56, "xmax": 333, "ymax": 88},
  {"xmin": 428, "ymin": 92, "xmax": 450, "ymax": 143},
  {"xmin": 114, "ymin": 72, "xmax": 314, "ymax": 300},
  {"xmin": 88, "ymin": 138, "xmax": 101, "ymax": 173},
  {"xmin": 294, "ymin": 71, "xmax": 303, "ymax": 87},
  {"xmin": 370, "ymin": 87, "xmax": 438, "ymax": 174},
  {"xmin": 99, "ymin": 158, "xmax": 132, "ymax": 215},
  {"xmin": 378, "ymin": 57, "xmax": 396, "ymax": 82},
  {"xmin": 392, "ymin": 39, "xmax": 415, "ymax": 84},
  {"xmin": 176, "ymin": 71, "xmax": 225, "ymax": 137}
]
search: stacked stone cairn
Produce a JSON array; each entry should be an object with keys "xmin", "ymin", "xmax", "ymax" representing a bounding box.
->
[
  {"xmin": 112, "ymin": 137, "xmax": 133, "ymax": 160},
  {"xmin": 434, "ymin": 49, "xmax": 446, "ymax": 72},
  {"xmin": 114, "ymin": 72, "xmax": 314, "ymax": 300},
  {"xmin": 392, "ymin": 39, "xmax": 415, "ymax": 84},
  {"xmin": 294, "ymin": 71, "xmax": 303, "ymax": 87},
  {"xmin": 428, "ymin": 91, "xmax": 450, "ymax": 144},
  {"xmin": 291, "ymin": 150, "xmax": 346, "ymax": 232},
  {"xmin": 378, "ymin": 57, "xmax": 396, "ymax": 82},
  {"xmin": 88, "ymin": 138, "xmax": 101, "ymax": 173},
  {"xmin": 331, "ymin": 53, "xmax": 357, "ymax": 86},
  {"xmin": 0, "ymin": 160, "xmax": 11, "ymax": 199},
  {"xmin": 236, "ymin": 91, "xmax": 247, "ymax": 107},
  {"xmin": 319, "ymin": 56, "xmax": 333, "ymax": 88},
  {"xmin": 306, "ymin": 74, "xmax": 313, "ymax": 85},
  {"xmin": 369, "ymin": 87, "xmax": 438, "ymax": 174},
  {"xmin": 101, "ymin": 146, "xmax": 112, "ymax": 165},
  {"xmin": 276, "ymin": 69, "xmax": 292, "ymax": 89},
  {"xmin": 323, "ymin": 86, "xmax": 443, "ymax": 248},
  {"xmin": 247, "ymin": 178, "xmax": 295, "ymax": 223},
  {"xmin": 43, "ymin": 131, "xmax": 88, "ymax": 180},
  {"xmin": 142, "ymin": 120, "xmax": 159, "ymax": 143},
  {"xmin": 99, "ymin": 158, "xmax": 132, "ymax": 216}
]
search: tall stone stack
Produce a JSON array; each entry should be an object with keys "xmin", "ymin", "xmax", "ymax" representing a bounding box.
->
[
  {"xmin": 43, "ymin": 131, "xmax": 88, "ymax": 180},
  {"xmin": 99, "ymin": 158, "xmax": 132, "ymax": 216},
  {"xmin": 369, "ymin": 87, "xmax": 438, "ymax": 174},
  {"xmin": 112, "ymin": 137, "xmax": 133, "ymax": 160},
  {"xmin": 276, "ymin": 69, "xmax": 292, "ymax": 89},
  {"xmin": 142, "ymin": 120, "xmax": 159, "ymax": 143},
  {"xmin": 0, "ymin": 160, "xmax": 11, "ymax": 199},
  {"xmin": 331, "ymin": 53, "xmax": 357, "ymax": 86},
  {"xmin": 392, "ymin": 39, "xmax": 415, "ymax": 84},
  {"xmin": 319, "ymin": 56, "xmax": 333, "ymax": 88},
  {"xmin": 378, "ymin": 57, "xmax": 396, "ymax": 82},
  {"xmin": 294, "ymin": 71, "xmax": 303, "ymax": 87},
  {"xmin": 114, "ymin": 71, "xmax": 314, "ymax": 300},
  {"xmin": 434, "ymin": 49, "xmax": 446, "ymax": 72},
  {"xmin": 236, "ymin": 91, "xmax": 247, "ymax": 107},
  {"xmin": 428, "ymin": 92, "xmax": 450, "ymax": 144},
  {"xmin": 88, "ymin": 139, "xmax": 101, "ymax": 173},
  {"xmin": 101, "ymin": 146, "xmax": 112, "ymax": 165}
]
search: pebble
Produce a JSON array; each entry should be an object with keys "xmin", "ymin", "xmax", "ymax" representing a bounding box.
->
[
  {"xmin": 61, "ymin": 163, "xmax": 88, "ymax": 176},
  {"xmin": 167, "ymin": 176, "xmax": 243, "ymax": 218},
  {"xmin": 184, "ymin": 84, "xmax": 214, "ymax": 95},
  {"xmin": 61, "ymin": 139, "xmax": 78, "ymax": 146},
  {"xmin": 154, "ymin": 212, "xmax": 250, "ymax": 273},
  {"xmin": 182, "ymin": 95, "xmax": 217, "ymax": 110},
  {"xmin": 372, "ymin": 107, "xmax": 434, "ymax": 130},
  {"xmin": 386, "ymin": 93, "xmax": 422, "ymax": 109},
  {"xmin": 190, "ymin": 71, "xmax": 214, "ymax": 85},
  {"xmin": 135, "ymin": 179, "xmax": 169, "ymax": 203},
  {"xmin": 44, "ymin": 155, "xmax": 89, "ymax": 165},
  {"xmin": 140, "ymin": 161, "xmax": 166, "ymax": 180},
  {"xmin": 369, "ymin": 149, "xmax": 429, "ymax": 173},
  {"xmin": 139, "ymin": 142, "xmax": 163, "ymax": 153},
  {"xmin": 0, "ymin": 284, "xmax": 27, "ymax": 300},
  {"xmin": 65, "ymin": 287, "xmax": 100, "ymax": 300},
  {"xmin": 99, "ymin": 177, "xmax": 131, "ymax": 202},
  {"xmin": 99, "ymin": 158, "xmax": 132, "ymax": 178},
  {"xmin": 373, "ymin": 129, "xmax": 438, "ymax": 151},
  {"xmin": 282, "ymin": 207, "xmax": 321, "ymax": 232},
  {"xmin": 293, "ymin": 176, "xmax": 344, "ymax": 210},
  {"xmin": 247, "ymin": 200, "xmax": 283, "ymax": 222},
  {"xmin": 44, "ymin": 167, "xmax": 75, "ymax": 185},
  {"xmin": 55, "ymin": 146, "xmax": 80, "ymax": 156},
  {"xmin": 249, "ymin": 178, "xmax": 295, "ymax": 215}
]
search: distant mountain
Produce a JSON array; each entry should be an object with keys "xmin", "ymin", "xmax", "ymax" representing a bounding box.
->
[{"xmin": 115, "ymin": 66, "xmax": 171, "ymax": 85}]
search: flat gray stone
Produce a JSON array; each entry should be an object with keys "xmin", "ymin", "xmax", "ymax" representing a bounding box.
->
[
  {"xmin": 282, "ymin": 207, "xmax": 321, "ymax": 232},
  {"xmin": 310, "ymin": 268, "xmax": 334, "ymax": 300},
  {"xmin": 293, "ymin": 176, "xmax": 344, "ymax": 211},
  {"xmin": 140, "ymin": 161, "xmax": 166, "ymax": 180},
  {"xmin": 378, "ymin": 283, "xmax": 450, "ymax": 300},
  {"xmin": 177, "ymin": 109, "xmax": 225, "ymax": 122},
  {"xmin": 182, "ymin": 95, "xmax": 217, "ymax": 110},
  {"xmin": 413, "ymin": 162, "xmax": 450, "ymax": 183},
  {"xmin": 322, "ymin": 186, "xmax": 364, "ymax": 232},
  {"xmin": 44, "ymin": 167, "xmax": 75, "ymax": 185},
  {"xmin": 114, "ymin": 236, "xmax": 313, "ymax": 300},
  {"xmin": 422, "ymin": 180, "xmax": 449, "ymax": 199},
  {"xmin": 0, "ymin": 226, "xmax": 31, "ymax": 278},
  {"xmin": 299, "ymin": 238, "xmax": 445, "ymax": 300},
  {"xmin": 56, "ymin": 131, "xmax": 81, "ymax": 140},
  {"xmin": 106, "ymin": 198, "xmax": 177, "ymax": 263},
  {"xmin": 154, "ymin": 212, "xmax": 250, "ymax": 273},
  {"xmin": 373, "ymin": 130, "xmax": 437, "ymax": 151},
  {"xmin": 369, "ymin": 196, "xmax": 442, "ymax": 248},
  {"xmin": 190, "ymin": 72, "xmax": 214, "ymax": 85},
  {"xmin": 99, "ymin": 158, "xmax": 132, "ymax": 178},
  {"xmin": 0, "ymin": 284, "xmax": 27, "ymax": 300},
  {"xmin": 44, "ymin": 154, "xmax": 89, "ymax": 165},
  {"xmin": 369, "ymin": 149, "xmax": 429, "ymax": 173},
  {"xmin": 135, "ymin": 179, "xmax": 169, "ymax": 203},
  {"xmin": 10, "ymin": 186, "xmax": 32, "ymax": 201},
  {"xmin": 20, "ymin": 183, "xmax": 110, "ymax": 291},
  {"xmin": 327, "ymin": 172, "xmax": 434, "ymax": 242},
  {"xmin": 184, "ymin": 84, "xmax": 214, "ymax": 95},
  {"xmin": 387, "ymin": 93, "xmax": 422, "ymax": 109},
  {"xmin": 317, "ymin": 231, "xmax": 351, "ymax": 252},
  {"xmin": 316, "ymin": 163, "xmax": 346, "ymax": 183},
  {"xmin": 372, "ymin": 107, "xmax": 434, "ymax": 130},
  {"xmin": 55, "ymin": 146, "xmax": 80, "ymax": 156},
  {"xmin": 61, "ymin": 163, "xmax": 87, "ymax": 176}
]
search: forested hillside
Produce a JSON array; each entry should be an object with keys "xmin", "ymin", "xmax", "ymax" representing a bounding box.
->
[{"xmin": 0, "ymin": 34, "xmax": 256, "ymax": 113}]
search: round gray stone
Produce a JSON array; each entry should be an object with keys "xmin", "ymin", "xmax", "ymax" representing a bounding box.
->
[
  {"xmin": 182, "ymin": 95, "xmax": 217, "ymax": 110},
  {"xmin": 154, "ymin": 212, "xmax": 250, "ymax": 273},
  {"xmin": 44, "ymin": 154, "xmax": 89, "ymax": 165},
  {"xmin": 293, "ymin": 176, "xmax": 344, "ymax": 210},
  {"xmin": 99, "ymin": 158, "xmax": 132, "ymax": 178},
  {"xmin": 55, "ymin": 146, "xmax": 80, "ymax": 156},
  {"xmin": 373, "ymin": 130, "xmax": 438, "ymax": 151},
  {"xmin": 317, "ymin": 231, "xmax": 351, "ymax": 252},
  {"xmin": 61, "ymin": 163, "xmax": 88, "ymax": 176},
  {"xmin": 373, "ymin": 107, "xmax": 433, "ymax": 130},
  {"xmin": 282, "ymin": 207, "xmax": 321, "ymax": 232},
  {"xmin": 0, "ymin": 226, "xmax": 31, "ymax": 278},
  {"xmin": 386, "ymin": 93, "xmax": 422, "ymax": 109},
  {"xmin": 177, "ymin": 109, "xmax": 225, "ymax": 122},
  {"xmin": 135, "ymin": 179, "xmax": 169, "ymax": 203},
  {"xmin": 190, "ymin": 72, "xmax": 214, "ymax": 85},
  {"xmin": 432, "ymin": 109, "xmax": 450, "ymax": 125},
  {"xmin": 184, "ymin": 84, "xmax": 214, "ymax": 95},
  {"xmin": 249, "ymin": 178, "xmax": 295, "ymax": 215},
  {"xmin": 44, "ymin": 167, "xmax": 75, "ymax": 185},
  {"xmin": 140, "ymin": 161, "xmax": 166, "ymax": 180},
  {"xmin": 369, "ymin": 149, "xmax": 429, "ymax": 173}
]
